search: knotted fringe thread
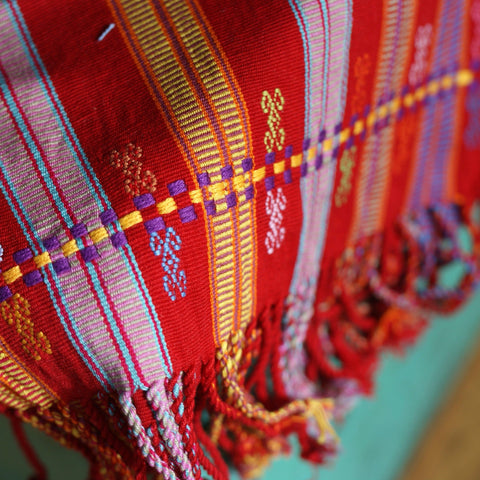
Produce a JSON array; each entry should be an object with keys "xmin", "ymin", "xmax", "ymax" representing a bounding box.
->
[
  {"xmin": 5, "ymin": 399, "xmax": 136, "ymax": 480},
  {"xmin": 118, "ymin": 201, "xmax": 480, "ymax": 480},
  {"xmin": 305, "ymin": 202, "xmax": 480, "ymax": 393},
  {"xmin": 118, "ymin": 342, "xmax": 337, "ymax": 480},
  {"xmin": 9, "ymin": 201, "xmax": 478, "ymax": 480}
]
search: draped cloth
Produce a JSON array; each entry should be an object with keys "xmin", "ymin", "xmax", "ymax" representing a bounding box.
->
[{"xmin": 0, "ymin": 0, "xmax": 479, "ymax": 478}]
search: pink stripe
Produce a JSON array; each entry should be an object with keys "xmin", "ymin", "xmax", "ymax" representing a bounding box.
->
[{"xmin": 0, "ymin": 4, "xmax": 169, "ymax": 388}]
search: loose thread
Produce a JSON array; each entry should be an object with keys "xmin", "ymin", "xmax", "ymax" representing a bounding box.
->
[{"xmin": 9, "ymin": 414, "xmax": 47, "ymax": 480}]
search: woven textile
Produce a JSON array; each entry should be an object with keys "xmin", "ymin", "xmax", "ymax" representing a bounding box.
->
[{"xmin": 1, "ymin": 0, "xmax": 480, "ymax": 478}]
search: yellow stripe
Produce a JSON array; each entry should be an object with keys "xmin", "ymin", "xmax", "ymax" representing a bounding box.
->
[
  {"xmin": 1, "ymin": 70, "xmax": 472, "ymax": 289},
  {"xmin": 111, "ymin": 0, "xmax": 257, "ymax": 343}
]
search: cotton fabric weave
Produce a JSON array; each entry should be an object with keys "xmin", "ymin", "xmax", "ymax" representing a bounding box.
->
[{"xmin": 1, "ymin": 0, "xmax": 480, "ymax": 479}]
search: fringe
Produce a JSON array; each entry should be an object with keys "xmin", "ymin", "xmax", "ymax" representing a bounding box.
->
[
  {"xmin": 306, "ymin": 202, "xmax": 480, "ymax": 396},
  {"xmin": 118, "ymin": 202, "xmax": 480, "ymax": 480},
  {"xmin": 5, "ymin": 201, "xmax": 479, "ymax": 480}
]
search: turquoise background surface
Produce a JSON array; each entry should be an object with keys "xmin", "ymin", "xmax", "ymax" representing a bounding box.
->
[{"xmin": 1, "ymin": 292, "xmax": 479, "ymax": 480}]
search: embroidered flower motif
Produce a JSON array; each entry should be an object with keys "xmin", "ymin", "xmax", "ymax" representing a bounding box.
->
[
  {"xmin": 150, "ymin": 227, "xmax": 187, "ymax": 301},
  {"xmin": 108, "ymin": 143, "xmax": 157, "ymax": 196},
  {"xmin": 261, "ymin": 88, "xmax": 285, "ymax": 152}
]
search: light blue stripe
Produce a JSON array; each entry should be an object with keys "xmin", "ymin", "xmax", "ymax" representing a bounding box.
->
[
  {"xmin": 0, "ymin": 60, "xmax": 141, "ymax": 389},
  {"xmin": 317, "ymin": 0, "xmax": 330, "ymax": 133},
  {"xmin": 286, "ymin": 0, "xmax": 328, "ymax": 293},
  {"xmin": 287, "ymin": 0, "xmax": 310, "ymax": 138},
  {"xmin": 0, "ymin": 70, "xmax": 71, "ymax": 224},
  {"xmin": 8, "ymin": 0, "xmax": 108, "ymax": 208},
  {"xmin": 0, "ymin": 156, "xmax": 109, "ymax": 387},
  {"xmin": 6, "ymin": 0, "xmax": 172, "ymax": 375},
  {"xmin": 84, "ymin": 261, "xmax": 144, "ymax": 388}
]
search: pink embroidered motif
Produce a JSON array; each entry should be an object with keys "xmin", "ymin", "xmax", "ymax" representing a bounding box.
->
[{"xmin": 109, "ymin": 143, "xmax": 157, "ymax": 196}]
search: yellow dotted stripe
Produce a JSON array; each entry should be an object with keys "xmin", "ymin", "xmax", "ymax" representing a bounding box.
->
[{"xmin": 0, "ymin": 69, "xmax": 475, "ymax": 288}]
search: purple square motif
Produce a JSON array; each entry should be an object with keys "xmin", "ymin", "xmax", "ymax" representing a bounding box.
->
[
  {"xmin": 111, "ymin": 231, "xmax": 128, "ymax": 249},
  {"xmin": 197, "ymin": 172, "xmax": 210, "ymax": 187},
  {"xmin": 221, "ymin": 165, "xmax": 234, "ymax": 180},
  {"xmin": 264, "ymin": 176, "xmax": 275, "ymax": 191},
  {"xmin": 315, "ymin": 154, "xmax": 323, "ymax": 170},
  {"xmin": 70, "ymin": 223, "xmax": 87, "ymax": 238},
  {"xmin": 318, "ymin": 129, "xmax": 326, "ymax": 143},
  {"xmin": 81, "ymin": 245, "xmax": 99, "ymax": 262},
  {"xmin": 100, "ymin": 209, "xmax": 118, "ymax": 226},
  {"xmin": 284, "ymin": 145, "xmax": 293, "ymax": 158},
  {"xmin": 145, "ymin": 217, "xmax": 165, "ymax": 234},
  {"xmin": 24, "ymin": 270, "xmax": 43, "ymax": 287},
  {"xmin": 300, "ymin": 162, "xmax": 308, "ymax": 178},
  {"xmin": 242, "ymin": 158, "xmax": 253, "ymax": 173},
  {"xmin": 302, "ymin": 138, "xmax": 311, "ymax": 151},
  {"xmin": 244, "ymin": 184, "xmax": 254, "ymax": 200},
  {"xmin": 43, "ymin": 236, "xmax": 60, "ymax": 251},
  {"xmin": 178, "ymin": 205, "xmax": 197, "ymax": 223},
  {"xmin": 284, "ymin": 169, "xmax": 292, "ymax": 184},
  {"xmin": 133, "ymin": 193, "xmax": 155, "ymax": 210},
  {"xmin": 0, "ymin": 286, "xmax": 12, "ymax": 302},
  {"xmin": 168, "ymin": 179, "xmax": 187, "ymax": 196},
  {"xmin": 205, "ymin": 200, "xmax": 216, "ymax": 216},
  {"xmin": 13, "ymin": 248, "xmax": 33, "ymax": 264},
  {"xmin": 52, "ymin": 258, "xmax": 71, "ymax": 275},
  {"xmin": 225, "ymin": 192, "xmax": 237, "ymax": 208},
  {"xmin": 346, "ymin": 136, "xmax": 355, "ymax": 149},
  {"xmin": 265, "ymin": 152, "xmax": 275, "ymax": 165}
]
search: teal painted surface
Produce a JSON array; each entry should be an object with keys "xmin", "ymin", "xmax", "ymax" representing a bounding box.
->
[
  {"xmin": 257, "ymin": 292, "xmax": 480, "ymax": 480},
  {"xmin": 1, "ymin": 293, "xmax": 479, "ymax": 480}
]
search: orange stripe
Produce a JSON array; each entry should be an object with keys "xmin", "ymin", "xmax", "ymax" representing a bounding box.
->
[{"xmin": 109, "ymin": 0, "xmax": 256, "ymax": 343}]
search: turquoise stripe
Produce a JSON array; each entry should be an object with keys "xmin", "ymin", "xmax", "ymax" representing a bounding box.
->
[
  {"xmin": 0, "ymin": 63, "xmax": 142, "ymax": 390},
  {"xmin": 287, "ymin": 0, "xmax": 310, "ymax": 137},
  {"xmin": 0, "ymin": 156, "xmax": 109, "ymax": 387},
  {"xmin": 8, "ymin": 0, "xmax": 108, "ymax": 207},
  {"xmin": 0, "ymin": 71, "xmax": 71, "ymax": 224},
  {"xmin": 84, "ymin": 261, "xmax": 144, "ymax": 388},
  {"xmin": 317, "ymin": 0, "xmax": 330, "ymax": 133},
  {"xmin": 6, "ymin": 0, "xmax": 172, "ymax": 375}
]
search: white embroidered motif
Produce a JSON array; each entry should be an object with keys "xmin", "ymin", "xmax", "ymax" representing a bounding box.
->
[{"xmin": 265, "ymin": 187, "xmax": 287, "ymax": 254}]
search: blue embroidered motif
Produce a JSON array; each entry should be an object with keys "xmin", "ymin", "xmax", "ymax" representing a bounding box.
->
[{"xmin": 150, "ymin": 227, "xmax": 187, "ymax": 301}]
